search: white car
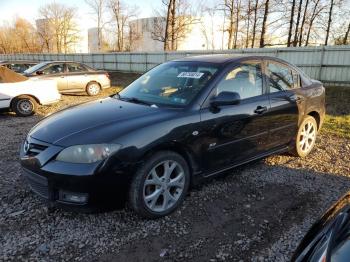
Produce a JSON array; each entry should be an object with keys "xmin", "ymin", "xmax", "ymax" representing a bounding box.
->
[{"xmin": 0, "ymin": 66, "xmax": 60, "ymax": 116}]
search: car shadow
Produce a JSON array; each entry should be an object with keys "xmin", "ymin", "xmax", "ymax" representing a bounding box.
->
[{"xmin": 94, "ymin": 161, "xmax": 350, "ymax": 262}]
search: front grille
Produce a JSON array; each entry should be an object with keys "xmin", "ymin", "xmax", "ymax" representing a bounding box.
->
[
  {"xmin": 24, "ymin": 140, "xmax": 48, "ymax": 156},
  {"xmin": 23, "ymin": 169, "xmax": 49, "ymax": 199}
]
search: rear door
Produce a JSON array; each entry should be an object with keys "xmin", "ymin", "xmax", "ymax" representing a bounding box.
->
[
  {"xmin": 264, "ymin": 60, "xmax": 302, "ymax": 148},
  {"xmin": 65, "ymin": 63, "xmax": 90, "ymax": 92},
  {"xmin": 199, "ymin": 60, "xmax": 271, "ymax": 172},
  {"xmin": 41, "ymin": 63, "xmax": 67, "ymax": 91}
]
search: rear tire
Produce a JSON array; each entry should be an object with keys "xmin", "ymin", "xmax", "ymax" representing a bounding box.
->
[
  {"xmin": 11, "ymin": 96, "xmax": 37, "ymax": 117},
  {"xmin": 86, "ymin": 82, "xmax": 101, "ymax": 96},
  {"xmin": 292, "ymin": 116, "xmax": 318, "ymax": 158},
  {"xmin": 128, "ymin": 151, "xmax": 190, "ymax": 219}
]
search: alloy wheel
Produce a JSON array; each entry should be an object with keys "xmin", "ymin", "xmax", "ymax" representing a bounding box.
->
[
  {"xmin": 299, "ymin": 120, "xmax": 316, "ymax": 153},
  {"xmin": 143, "ymin": 160, "xmax": 185, "ymax": 213}
]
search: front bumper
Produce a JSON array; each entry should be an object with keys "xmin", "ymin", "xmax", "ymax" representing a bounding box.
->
[{"xmin": 20, "ymin": 137, "xmax": 132, "ymax": 211}]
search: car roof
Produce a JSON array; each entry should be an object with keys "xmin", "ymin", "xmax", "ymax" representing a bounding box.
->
[
  {"xmin": 0, "ymin": 60, "xmax": 37, "ymax": 64},
  {"xmin": 41, "ymin": 61, "xmax": 83, "ymax": 64},
  {"xmin": 172, "ymin": 54, "xmax": 288, "ymax": 65}
]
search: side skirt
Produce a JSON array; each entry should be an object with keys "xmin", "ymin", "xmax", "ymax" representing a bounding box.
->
[{"xmin": 191, "ymin": 146, "xmax": 289, "ymax": 185}]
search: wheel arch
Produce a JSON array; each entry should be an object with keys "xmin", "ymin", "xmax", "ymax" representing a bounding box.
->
[
  {"xmin": 140, "ymin": 142, "xmax": 201, "ymax": 185},
  {"xmin": 307, "ymin": 111, "xmax": 321, "ymax": 130},
  {"xmin": 10, "ymin": 94, "xmax": 40, "ymax": 107}
]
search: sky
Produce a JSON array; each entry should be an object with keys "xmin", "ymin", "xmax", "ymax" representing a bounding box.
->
[{"xmin": 0, "ymin": 0, "xmax": 162, "ymax": 52}]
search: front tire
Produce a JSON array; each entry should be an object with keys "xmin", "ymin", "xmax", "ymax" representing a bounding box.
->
[
  {"xmin": 11, "ymin": 96, "xmax": 37, "ymax": 117},
  {"xmin": 292, "ymin": 116, "xmax": 318, "ymax": 158},
  {"xmin": 86, "ymin": 82, "xmax": 101, "ymax": 96},
  {"xmin": 128, "ymin": 151, "xmax": 190, "ymax": 219}
]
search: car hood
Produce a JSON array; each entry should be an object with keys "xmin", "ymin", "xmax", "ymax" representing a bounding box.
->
[{"xmin": 29, "ymin": 97, "xmax": 178, "ymax": 147}]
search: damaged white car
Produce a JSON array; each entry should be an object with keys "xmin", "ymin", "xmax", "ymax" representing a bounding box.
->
[{"xmin": 0, "ymin": 66, "xmax": 60, "ymax": 116}]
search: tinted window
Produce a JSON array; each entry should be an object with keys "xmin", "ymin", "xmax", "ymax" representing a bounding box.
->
[
  {"xmin": 24, "ymin": 62, "xmax": 47, "ymax": 74},
  {"xmin": 67, "ymin": 63, "xmax": 87, "ymax": 72},
  {"xmin": 216, "ymin": 62, "xmax": 263, "ymax": 99},
  {"xmin": 42, "ymin": 64, "xmax": 65, "ymax": 75},
  {"xmin": 267, "ymin": 62, "xmax": 294, "ymax": 92},
  {"xmin": 119, "ymin": 62, "xmax": 219, "ymax": 107},
  {"xmin": 7, "ymin": 64, "xmax": 30, "ymax": 73},
  {"xmin": 292, "ymin": 71, "xmax": 300, "ymax": 89}
]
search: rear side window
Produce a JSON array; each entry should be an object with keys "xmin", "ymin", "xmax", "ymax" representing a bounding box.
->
[
  {"xmin": 67, "ymin": 63, "xmax": 87, "ymax": 72},
  {"xmin": 8, "ymin": 64, "xmax": 28, "ymax": 73},
  {"xmin": 216, "ymin": 62, "xmax": 263, "ymax": 99},
  {"xmin": 267, "ymin": 62, "xmax": 294, "ymax": 92}
]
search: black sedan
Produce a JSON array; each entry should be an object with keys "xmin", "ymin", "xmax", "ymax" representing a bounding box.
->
[{"xmin": 20, "ymin": 55, "xmax": 325, "ymax": 218}]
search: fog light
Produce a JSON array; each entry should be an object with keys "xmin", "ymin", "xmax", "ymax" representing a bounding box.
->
[{"xmin": 59, "ymin": 191, "xmax": 88, "ymax": 204}]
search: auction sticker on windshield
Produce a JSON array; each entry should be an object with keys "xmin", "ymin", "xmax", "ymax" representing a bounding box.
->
[{"xmin": 177, "ymin": 72, "xmax": 204, "ymax": 79}]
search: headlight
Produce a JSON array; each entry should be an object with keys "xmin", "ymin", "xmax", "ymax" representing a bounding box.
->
[{"xmin": 56, "ymin": 144, "xmax": 121, "ymax": 163}]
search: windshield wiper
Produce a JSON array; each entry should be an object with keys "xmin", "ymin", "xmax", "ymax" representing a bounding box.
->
[
  {"xmin": 119, "ymin": 96, "xmax": 154, "ymax": 106},
  {"xmin": 111, "ymin": 93, "xmax": 120, "ymax": 99}
]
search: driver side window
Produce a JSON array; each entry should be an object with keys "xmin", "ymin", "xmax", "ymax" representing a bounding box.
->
[{"xmin": 216, "ymin": 62, "xmax": 263, "ymax": 100}]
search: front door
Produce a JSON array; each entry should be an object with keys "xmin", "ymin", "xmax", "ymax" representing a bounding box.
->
[{"xmin": 200, "ymin": 60, "xmax": 271, "ymax": 173}]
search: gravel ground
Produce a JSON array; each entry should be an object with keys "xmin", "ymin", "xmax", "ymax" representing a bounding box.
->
[{"xmin": 0, "ymin": 75, "xmax": 349, "ymax": 261}]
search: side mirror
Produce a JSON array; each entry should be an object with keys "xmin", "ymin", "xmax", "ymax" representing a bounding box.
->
[
  {"xmin": 36, "ymin": 70, "xmax": 43, "ymax": 75},
  {"xmin": 210, "ymin": 91, "xmax": 241, "ymax": 108}
]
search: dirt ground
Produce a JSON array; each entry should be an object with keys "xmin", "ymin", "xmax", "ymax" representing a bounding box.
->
[{"xmin": 0, "ymin": 72, "xmax": 349, "ymax": 261}]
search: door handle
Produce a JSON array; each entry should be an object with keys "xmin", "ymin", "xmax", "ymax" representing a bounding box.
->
[
  {"xmin": 60, "ymin": 76, "xmax": 65, "ymax": 78},
  {"xmin": 254, "ymin": 106, "xmax": 268, "ymax": 114}
]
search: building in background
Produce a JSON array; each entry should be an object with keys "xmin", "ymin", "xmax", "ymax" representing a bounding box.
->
[
  {"xmin": 88, "ymin": 28, "xmax": 101, "ymax": 53},
  {"xmin": 129, "ymin": 18, "xmax": 164, "ymax": 52},
  {"xmin": 128, "ymin": 17, "xmax": 228, "ymax": 52}
]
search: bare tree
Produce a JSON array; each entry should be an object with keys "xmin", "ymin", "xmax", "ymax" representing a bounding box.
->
[
  {"xmin": 85, "ymin": 0, "xmax": 105, "ymax": 51},
  {"xmin": 222, "ymin": 0, "xmax": 236, "ymax": 49},
  {"xmin": 292, "ymin": 0, "xmax": 303, "ymax": 46},
  {"xmin": 0, "ymin": 18, "xmax": 42, "ymax": 54},
  {"xmin": 287, "ymin": 0, "xmax": 296, "ymax": 47},
  {"xmin": 259, "ymin": 0, "xmax": 269, "ymax": 47},
  {"xmin": 324, "ymin": 0, "xmax": 334, "ymax": 45},
  {"xmin": 305, "ymin": 0, "xmax": 322, "ymax": 46},
  {"xmin": 298, "ymin": 0, "xmax": 309, "ymax": 46},
  {"xmin": 152, "ymin": 0, "xmax": 199, "ymax": 51},
  {"xmin": 343, "ymin": 21, "xmax": 350, "ymax": 44},
  {"xmin": 108, "ymin": 0, "xmax": 138, "ymax": 51},
  {"xmin": 38, "ymin": 2, "xmax": 80, "ymax": 53},
  {"xmin": 245, "ymin": 0, "xmax": 252, "ymax": 48},
  {"xmin": 14, "ymin": 18, "xmax": 41, "ymax": 53},
  {"xmin": 251, "ymin": 0, "xmax": 259, "ymax": 47}
]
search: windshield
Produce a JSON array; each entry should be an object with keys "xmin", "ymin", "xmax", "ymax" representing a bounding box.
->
[
  {"xmin": 24, "ymin": 62, "xmax": 47, "ymax": 74},
  {"xmin": 118, "ymin": 62, "xmax": 219, "ymax": 108}
]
